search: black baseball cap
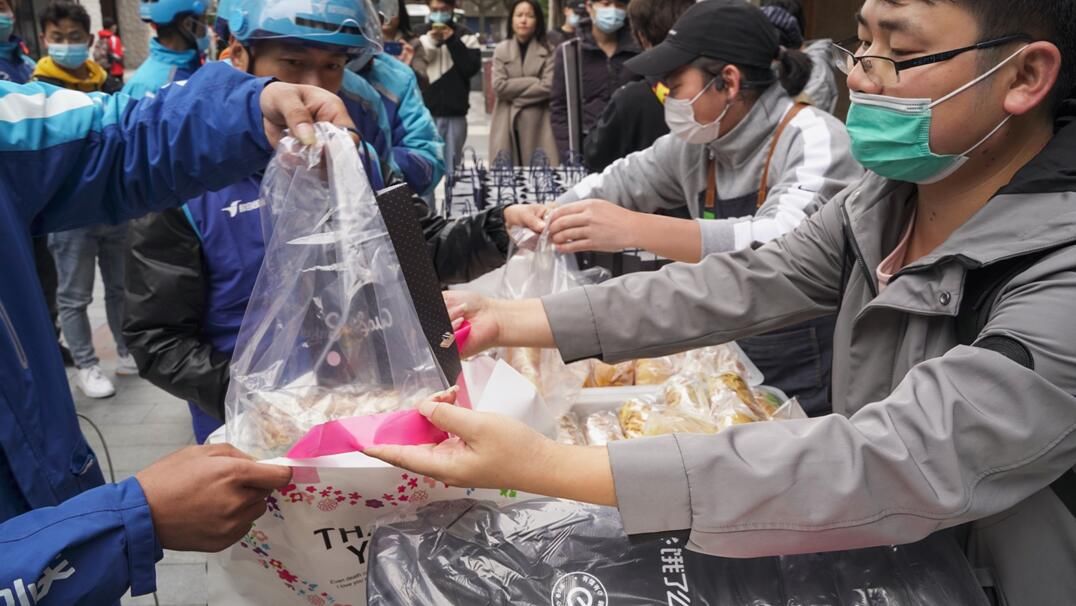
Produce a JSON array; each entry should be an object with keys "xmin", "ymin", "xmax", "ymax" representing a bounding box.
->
[{"xmin": 625, "ymin": 0, "xmax": 780, "ymax": 78}]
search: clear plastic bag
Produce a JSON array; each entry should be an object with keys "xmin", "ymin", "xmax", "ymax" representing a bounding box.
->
[
  {"xmin": 367, "ymin": 499, "xmax": 989, "ymax": 606},
  {"xmin": 499, "ymin": 227, "xmax": 607, "ymax": 414},
  {"xmin": 224, "ymin": 123, "xmax": 446, "ymax": 459}
]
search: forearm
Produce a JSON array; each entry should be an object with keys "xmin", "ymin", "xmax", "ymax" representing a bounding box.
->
[
  {"xmin": 629, "ymin": 213, "xmax": 702, "ymax": 263},
  {"xmin": 523, "ymin": 443, "xmax": 617, "ymax": 507},
  {"xmin": 495, "ymin": 299, "xmax": 556, "ymax": 348}
]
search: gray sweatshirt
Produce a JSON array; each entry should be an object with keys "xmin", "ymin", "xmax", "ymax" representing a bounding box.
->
[{"xmin": 556, "ymin": 84, "xmax": 862, "ymax": 256}]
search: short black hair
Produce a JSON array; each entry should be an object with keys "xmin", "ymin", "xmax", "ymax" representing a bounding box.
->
[
  {"xmin": 102, "ymin": 16, "xmax": 115, "ymax": 30},
  {"xmin": 950, "ymin": 0, "xmax": 1076, "ymax": 110},
  {"xmin": 39, "ymin": 1, "xmax": 91, "ymax": 34},
  {"xmin": 429, "ymin": 0, "xmax": 457, "ymax": 7},
  {"xmin": 628, "ymin": 0, "xmax": 694, "ymax": 48},
  {"xmin": 505, "ymin": 0, "xmax": 546, "ymax": 44}
]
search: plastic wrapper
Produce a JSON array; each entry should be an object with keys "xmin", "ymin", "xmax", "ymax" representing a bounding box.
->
[
  {"xmin": 555, "ymin": 412, "xmax": 587, "ymax": 445},
  {"xmin": 617, "ymin": 398, "xmax": 654, "ymax": 438},
  {"xmin": 367, "ymin": 499, "xmax": 989, "ymax": 606},
  {"xmin": 224, "ymin": 124, "xmax": 446, "ymax": 459},
  {"xmin": 662, "ymin": 375, "xmax": 711, "ymax": 413},
  {"xmin": 584, "ymin": 411, "xmax": 625, "ymax": 445},
  {"xmin": 499, "ymin": 227, "xmax": 608, "ymax": 414},
  {"xmin": 633, "ymin": 355, "xmax": 680, "ymax": 385},
  {"xmin": 584, "ymin": 360, "xmax": 636, "ymax": 387},
  {"xmin": 643, "ymin": 406, "xmax": 721, "ymax": 436}
]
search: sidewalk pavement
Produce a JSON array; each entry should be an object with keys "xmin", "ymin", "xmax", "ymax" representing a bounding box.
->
[{"xmin": 69, "ymin": 91, "xmax": 493, "ymax": 606}]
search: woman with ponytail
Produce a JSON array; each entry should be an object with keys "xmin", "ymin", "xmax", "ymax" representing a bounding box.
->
[{"xmin": 762, "ymin": 1, "xmax": 840, "ymax": 113}]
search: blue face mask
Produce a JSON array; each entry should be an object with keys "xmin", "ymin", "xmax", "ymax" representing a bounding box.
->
[
  {"xmin": 0, "ymin": 13, "xmax": 14, "ymax": 41},
  {"xmin": 196, "ymin": 31, "xmax": 209, "ymax": 54},
  {"xmin": 427, "ymin": 11, "xmax": 452, "ymax": 25},
  {"xmin": 567, "ymin": 13, "xmax": 580, "ymax": 27},
  {"xmin": 48, "ymin": 43, "xmax": 90, "ymax": 70},
  {"xmin": 594, "ymin": 6, "xmax": 626, "ymax": 34}
]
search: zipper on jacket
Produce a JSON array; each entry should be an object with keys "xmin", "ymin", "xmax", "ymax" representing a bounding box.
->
[
  {"xmin": 0, "ymin": 301, "xmax": 29, "ymax": 369},
  {"xmin": 840, "ymin": 201, "xmax": 879, "ymax": 298}
]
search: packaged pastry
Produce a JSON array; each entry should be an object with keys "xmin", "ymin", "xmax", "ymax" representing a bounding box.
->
[
  {"xmin": 643, "ymin": 407, "xmax": 721, "ymax": 436},
  {"xmin": 752, "ymin": 388, "xmax": 786, "ymax": 418},
  {"xmin": 634, "ymin": 357, "xmax": 677, "ymax": 385},
  {"xmin": 705, "ymin": 372, "xmax": 769, "ymax": 428},
  {"xmin": 617, "ymin": 398, "xmax": 654, "ymax": 439},
  {"xmin": 584, "ymin": 411, "xmax": 626, "ymax": 446},
  {"xmin": 556, "ymin": 413, "xmax": 588, "ymax": 446},
  {"xmin": 663, "ymin": 376, "xmax": 711, "ymax": 413},
  {"xmin": 584, "ymin": 360, "xmax": 635, "ymax": 388}
]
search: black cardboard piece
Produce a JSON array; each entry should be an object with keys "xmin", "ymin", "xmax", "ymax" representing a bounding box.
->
[{"xmin": 375, "ymin": 184, "xmax": 462, "ymax": 384}]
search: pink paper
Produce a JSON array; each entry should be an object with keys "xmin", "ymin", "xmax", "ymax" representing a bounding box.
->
[{"xmin": 285, "ymin": 410, "xmax": 447, "ymax": 459}]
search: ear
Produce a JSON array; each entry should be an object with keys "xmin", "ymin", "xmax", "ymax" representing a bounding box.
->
[
  {"xmin": 1002, "ymin": 41, "xmax": 1062, "ymax": 117},
  {"xmin": 721, "ymin": 64, "xmax": 743, "ymax": 100},
  {"xmin": 229, "ymin": 38, "xmax": 249, "ymax": 71}
]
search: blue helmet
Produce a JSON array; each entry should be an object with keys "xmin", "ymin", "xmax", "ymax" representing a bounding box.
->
[
  {"xmin": 139, "ymin": 0, "xmax": 208, "ymax": 25},
  {"xmin": 224, "ymin": 0, "xmax": 382, "ymax": 57}
]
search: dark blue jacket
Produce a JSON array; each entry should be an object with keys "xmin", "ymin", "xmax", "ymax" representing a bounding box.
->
[
  {"xmin": 0, "ymin": 62, "xmax": 275, "ymax": 603},
  {"xmin": 0, "ymin": 39, "xmax": 35, "ymax": 84}
]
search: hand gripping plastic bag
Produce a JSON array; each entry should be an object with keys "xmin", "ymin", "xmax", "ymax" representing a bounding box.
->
[
  {"xmin": 367, "ymin": 499, "xmax": 990, "ymax": 606},
  {"xmin": 499, "ymin": 227, "xmax": 608, "ymax": 414},
  {"xmin": 224, "ymin": 123, "xmax": 447, "ymax": 460}
]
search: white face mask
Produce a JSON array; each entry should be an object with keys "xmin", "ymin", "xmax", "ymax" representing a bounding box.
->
[{"xmin": 664, "ymin": 78, "xmax": 731, "ymax": 145}]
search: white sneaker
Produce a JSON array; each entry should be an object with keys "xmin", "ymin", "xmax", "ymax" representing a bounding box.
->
[
  {"xmin": 115, "ymin": 354, "xmax": 139, "ymax": 376},
  {"xmin": 77, "ymin": 365, "xmax": 116, "ymax": 399}
]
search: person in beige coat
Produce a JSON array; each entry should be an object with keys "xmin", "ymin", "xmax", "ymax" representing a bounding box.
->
[{"xmin": 489, "ymin": 0, "xmax": 560, "ymax": 166}]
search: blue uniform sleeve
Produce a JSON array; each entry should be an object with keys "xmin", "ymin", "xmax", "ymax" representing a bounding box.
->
[
  {"xmin": 0, "ymin": 477, "xmax": 162, "ymax": 603},
  {"xmin": 0, "ymin": 61, "xmax": 273, "ymax": 235},
  {"xmin": 380, "ymin": 60, "xmax": 444, "ymax": 196}
]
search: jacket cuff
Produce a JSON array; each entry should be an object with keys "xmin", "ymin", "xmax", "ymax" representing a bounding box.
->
[
  {"xmin": 542, "ymin": 286, "xmax": 603, "ymax": 363},
  {"xmin": 119, "ymin": 477, "xmax": 164, "ymax": 596},
  {"xmin": 608, "ymin": 435, "xmax": 693, "ymax": 534},
  {"xmin": 697, "ymin": 218, "xmax": 737, "ymax": 256}
]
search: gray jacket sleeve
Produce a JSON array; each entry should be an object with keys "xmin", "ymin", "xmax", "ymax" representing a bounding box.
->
[
  {"xmin": 560, "ymin": 222, "xmax": 1076, "ymax": 556},
  {"xmin": 542, "ymin": 185, "xmax": 849, "ymax": 363},
  {"xmin": 556, "ymin": 133, "xmax": 694, "ymax": 214},
  {"xmin": 698, "ymin": 107, "xmax": 862, "ymax": 256}
]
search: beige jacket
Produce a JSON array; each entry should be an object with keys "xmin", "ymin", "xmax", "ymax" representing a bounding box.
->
[{"xmin": 488, "ymin": 38, "xmax": 559, "ymax": 166}]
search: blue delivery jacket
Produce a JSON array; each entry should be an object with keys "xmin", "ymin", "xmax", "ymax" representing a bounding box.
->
[
  {"xmin": 121, "ymin": 38, "xmax": 201, "ymax": 100},
  {"xmin": 0, "ymin": 39, "xmax": 35, "ymax": 84},
  {"xmin": 0, "ymin": 62, "xmax": 276, "ymax": 603},
  {"xmin": 354, "ymin": 55, "xmax": 444, "ymax": 195}
]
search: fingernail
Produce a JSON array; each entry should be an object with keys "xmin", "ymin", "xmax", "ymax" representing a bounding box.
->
[{"xmin": 295, "ymin": 123, "xmax": 315, "ymax": 146}]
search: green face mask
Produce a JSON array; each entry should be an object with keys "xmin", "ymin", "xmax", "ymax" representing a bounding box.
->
[{"xmin": 845, "ymin": 45, "xmax": 1027, "ymax": 185}]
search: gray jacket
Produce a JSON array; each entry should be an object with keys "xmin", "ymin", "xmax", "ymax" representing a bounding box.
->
[
  {"xmin": 542, "ymin": 120, "xmax": 1076, "ymax": 605},
  {"xmin": 799, "ymin": 39, "xmax": 840, "ymax": 114},
  {"xmin": 556, "ymin": 84, "xmax": 862, "ymax": 256}
]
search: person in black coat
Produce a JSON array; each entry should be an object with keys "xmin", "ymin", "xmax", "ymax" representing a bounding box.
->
[
  {"xmin": 582, "ymin": 0, "xmax": 695, "ymax": 172},
  {"xmin": 549, "ymin": 0, "xmax": 639, "ymax": 163}
]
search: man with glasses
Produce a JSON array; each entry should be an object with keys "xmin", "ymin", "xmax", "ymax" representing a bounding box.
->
[
  {"xmin": 368, "ymin": 1, "xmax": 1076, "ymax": 604},
  {"xmin": 123, "ymin": 0, "xmax": 209, "ymax": 100}
]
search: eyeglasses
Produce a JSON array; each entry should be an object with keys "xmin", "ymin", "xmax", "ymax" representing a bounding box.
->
[{"xmin": 830, "ymin": 34, "xmax": 1032, "ymax": 87}]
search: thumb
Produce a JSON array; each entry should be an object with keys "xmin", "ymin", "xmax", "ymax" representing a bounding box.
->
[
  {"xmin": 418, "ymin": 400, "xmax": 482, "ymax": 441},
  {"xmin": 235, "ymin": 460, "xmax": 294, "ymax": 490}
]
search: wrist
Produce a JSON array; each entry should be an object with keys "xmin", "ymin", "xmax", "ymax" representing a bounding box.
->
[{"xmin": 623, "ymin": 210, "xmax": 647, "ymax": 250}]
